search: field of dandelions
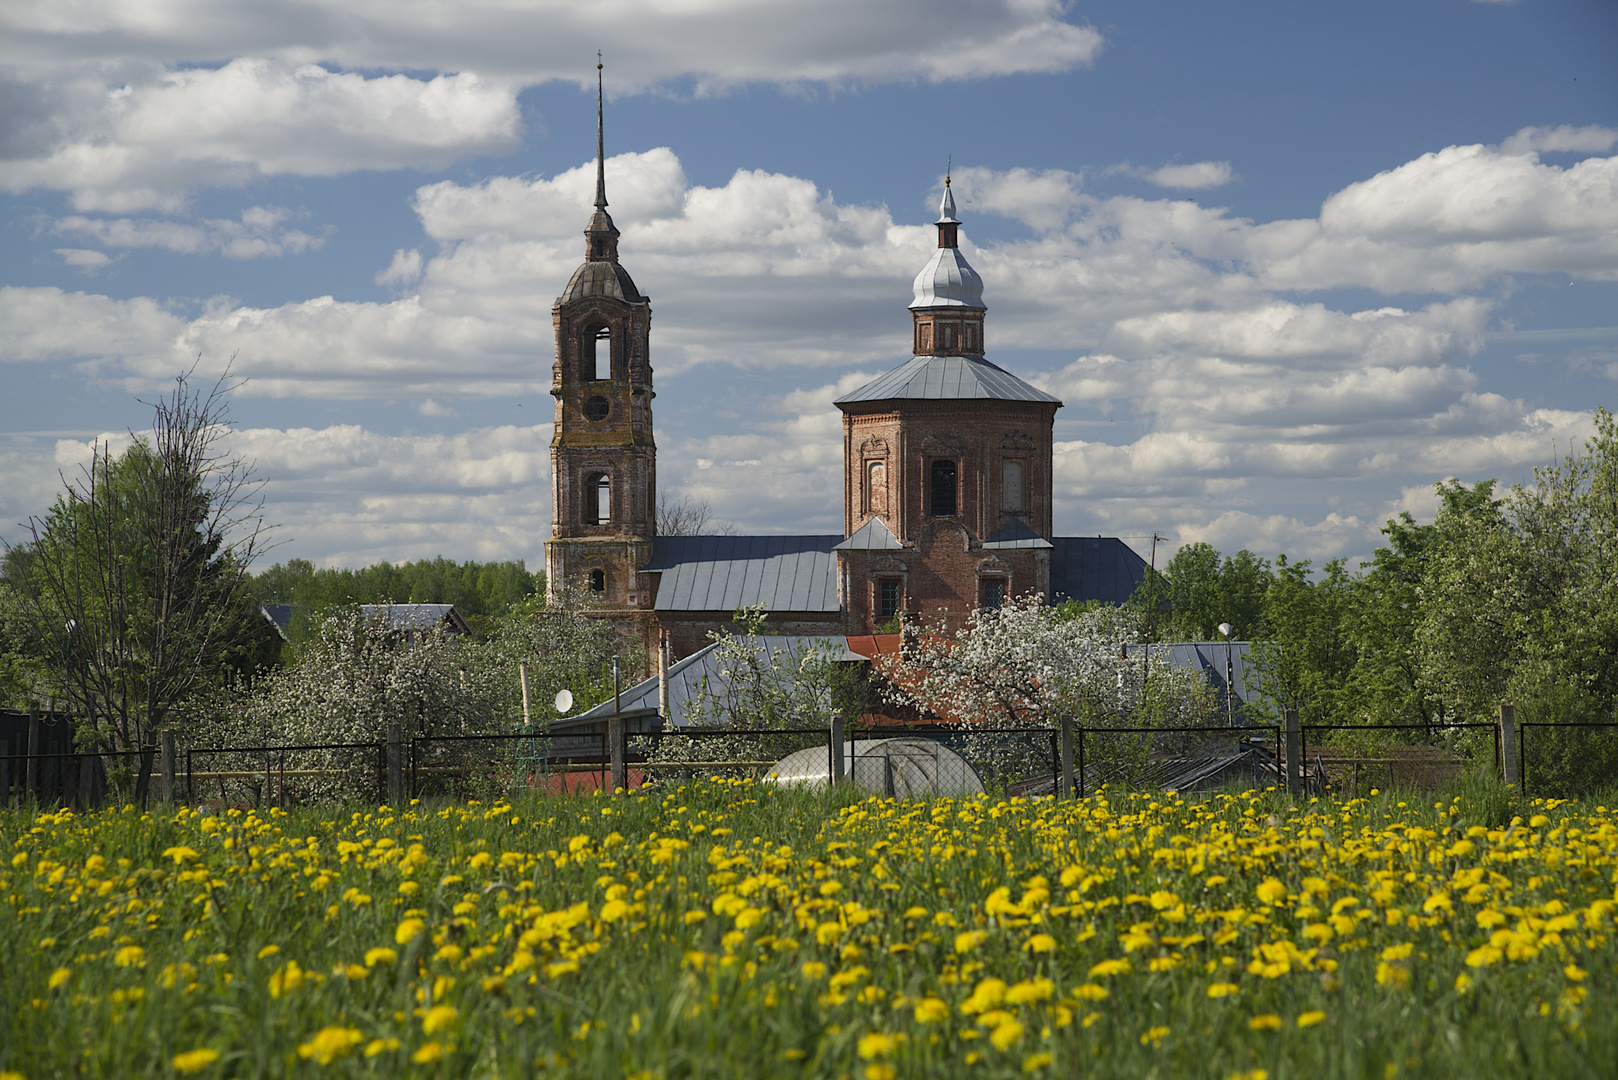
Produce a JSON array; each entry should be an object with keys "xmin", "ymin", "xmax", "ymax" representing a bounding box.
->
[{"xmin": 3, "ymin": 780, "xmax": 1615, "ymax": 1079}]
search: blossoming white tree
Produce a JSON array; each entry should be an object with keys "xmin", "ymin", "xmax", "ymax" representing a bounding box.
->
[{"xmin": 878, "ymin": 596, "xmax": 1216, "ymax": 782}]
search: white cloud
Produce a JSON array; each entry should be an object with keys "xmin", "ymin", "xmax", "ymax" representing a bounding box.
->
[
  {"xmin": 54, "ymin": 247, "xmax": 113, "ymax": 272},
  {"xmin": 54, "ymin": 205, "xmax": 327, "ymax": 259},
  {"xmin": 1250, "ymin": 143, "xmax": 1618, "ymax": 292},
  {"xmin": 0, "ymin": 59, "xmax": 523, "ymax": 210},
  {"xmin": 0, "ymin": 2, "xmax": 1102, "ymax": 207},
  {"xmin": 0, "ymin": 1, "xmax": 1103, "ymax": 89},
  {"xmin": 1501, "ymin": 124, "xmax": 1618, "ymax": 156},
  {"xmin": 948, "ymin": 166, "xmax": 1086, "ymax": 232},
  {"xmin": 377, "ymin": 248, "xmax": 424, "ymax": 287},
  {"xmin": 417, "ymin": 398, "xmax": 456, "ymax": 417},
  {"xmin": 1113, "ymin": 160, "xmax": 1236, "ymax": 190}
]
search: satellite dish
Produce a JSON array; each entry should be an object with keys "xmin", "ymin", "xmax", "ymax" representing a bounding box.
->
[{"xmin": 554, "ymin": 689, "xmax": 574, "ymax": 714}]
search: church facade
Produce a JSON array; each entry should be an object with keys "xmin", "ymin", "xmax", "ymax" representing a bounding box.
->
[{"xmin": 544, "ymin": 87, "xmax": 1146, "ymax": 662}]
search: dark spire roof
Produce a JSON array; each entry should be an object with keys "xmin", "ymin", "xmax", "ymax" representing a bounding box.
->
[{"xmin": 561, "ymin": 54, "xmax": 643, "ymax": 304}]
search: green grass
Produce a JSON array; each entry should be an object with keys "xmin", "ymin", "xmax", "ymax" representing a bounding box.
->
[{"xmin": 1, "ymin": 781, "xmax": 1614, "ymax": 1078}]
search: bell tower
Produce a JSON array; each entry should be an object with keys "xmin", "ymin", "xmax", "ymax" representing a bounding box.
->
[{"xmin": 545, "ymin": 58, "xmax": 656, "ymax": 612}]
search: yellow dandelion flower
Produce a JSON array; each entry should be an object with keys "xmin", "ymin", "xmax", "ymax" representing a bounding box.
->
[
  {"xmin": 394, "ymin": 918, "xmax": 426, "ymax": 945},
  {"xmin": 113, "ymin": 945, "xmax": 145, "ymax": 968},
  {"xmin": 1297, "ymin": 1011, "xmax": 1326, "ymax": 1028},
  {"xmin": 48, "ymin": 967, "xmax": 71, "ymax": 990},
  {"xmin": 422, "ymin": 1005, "xmax": 459, "ymax": 1036},
  {"xmin": 171, "ymin": 1048, "xmax": 220, "ymax": 1073},
  {"xmin": 1248, "ymin": 1014, "xmax": 1282, "ymax": 1031},
  {"xmin": 857, "ymin": 1033, "xmax": 899, "ymax": 1059},
  {"xmin": 1208, "ymin": 982, "xmax": 1239, "ymax": 999},
  {"xmin": 1023, "ymin": 933, "xmax": 1057, "ymax": 953},
  {"xmin": 990, "ymin": 1019, "xmax": 1024, "ymax": 1050},
  {"xmin": 364, "ymin": 947, "xmax": 397, "ymax": 968},
  {"xmin": 1139, "ymin": 1025, "xmax": 1169, "ymax": 1047},
  {"xmin": 914, "ymin": 997, "xmax": 950, "ymax": 1024},
  {"xmin": 411, "ymin": 1042, "xmax": 445, "ymax": 1064},
  {"xmin": 364, "ymin": 1038, "xmax": 400, "ymax": 1058},
  {"xmin": 297, "ymin": 1027, "xmax": 363, "ymax": 1065}
]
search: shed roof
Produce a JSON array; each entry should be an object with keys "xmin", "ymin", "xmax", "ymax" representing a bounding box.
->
[
  {"xmin": 646, "ymin": 535, "xmax": 841, "ymax": 612},
  {"xmin": 259, "ymin": 602, "xmax": 471, "ymax": 637},
  {"xmin": 572, "ymin": 634, "xmax": 861, "ymax": 724},
  {"xmin": 834, "ymin": 355, "xmax": 1061, "ymax": 406}
]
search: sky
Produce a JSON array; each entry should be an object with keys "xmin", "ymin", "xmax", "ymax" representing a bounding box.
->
[{"xmin": 2, "ymin": 0, "xmax": 1616, "ymax": 576}]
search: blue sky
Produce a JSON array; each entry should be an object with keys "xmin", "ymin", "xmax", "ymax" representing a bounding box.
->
[{"xmin": 3, "ymin": 0, "xmax": 1616, "ymax": 572}]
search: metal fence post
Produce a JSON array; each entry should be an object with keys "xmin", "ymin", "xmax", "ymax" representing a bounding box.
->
[
  {"xmin": 79, "ymin": 752, "xmax": 94, "ymax": 810},
  {"xmin": 1499, "ymin": 702, "xmax": 1519, "ymax": 788},
  {"xmin": 1076, "ymin": 726, "xmax": 1085, "ymax": 798},
  {"xmin": 26, "ymin": 710, "xmax": 40, "ymax": 805},
  {"xmin": 830, "ymin": 714, "xmax": 845, "ymax": 785},
  {"xmin": 387, "ymin": 724, "xmax": 403, "ymax": 805},
  {"xmin": 1284, "ymin": 709, "xmax": 1303, "ymax": 798},
  {"xmin": 0, "ymin": 739, "xmax": 8, "ymax": 807},
  {"xmin": 160, "ymin": 729, "xmax": 177, "ymax": 806},
  {"xmin": 1059, "ymin": 716, "xmax": 1075, "ymax": 799}
]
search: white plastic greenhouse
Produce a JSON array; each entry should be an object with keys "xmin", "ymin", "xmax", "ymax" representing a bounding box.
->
[{"xmin": 766, "ymin": 738, "xmax": 985, "ymax": 798}]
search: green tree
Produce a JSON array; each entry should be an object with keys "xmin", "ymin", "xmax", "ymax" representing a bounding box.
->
[
  {"xmin": 10, "ymin": 373, "xmax": 275, "ymax": 799},
  {"xmin": 1248, "ymin": 556, "xmax": 1356, "ymax": 725}
]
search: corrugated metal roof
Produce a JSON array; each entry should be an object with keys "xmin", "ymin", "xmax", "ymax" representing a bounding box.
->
[
  {"xmin": 1126, "ymin": 641, "xmax": 1256, "ymax": 703},
  {"xmin": 834, "ymin": 355, "xmax": 1061, "ymax": 405},
  {"xmin": 646, "ymin": 535, "xmax": 842, "ymax": 612},
  {"xmin": 982, "ymin": 519, "xmax": 1053, "ymax": 549},
  {"xmin": 1049, "ymin": 537, "xmax": 1148, "ymax": 605},
  {"xmin": 834, "ymin": 517, "xmax": 902, "ymax": 550},
  {"xmin": 573, "ymin": 634, "xmax": 861, "ymax": 725},
  {"xmin": 260, "ymin": 603, "xmax": 470, "ymax": 635}
]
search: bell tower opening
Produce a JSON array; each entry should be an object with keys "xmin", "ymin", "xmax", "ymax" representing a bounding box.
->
[{"xmin": 588, "ymin": 326, "xmax": 611, "ymax": 380}]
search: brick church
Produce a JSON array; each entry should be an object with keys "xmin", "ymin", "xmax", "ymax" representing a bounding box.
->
[{"xmin": 545, "ymin": 81, "xmax": 1146, "ymax": 662}]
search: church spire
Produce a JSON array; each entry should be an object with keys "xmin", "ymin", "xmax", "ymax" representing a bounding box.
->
[
  {"xmin": 594, "ymin": 53, "xmax": 608, "ymax": 211},
  {"xmin": 583, "ymin": 53, "xmax": 620, "ymax": 263}
]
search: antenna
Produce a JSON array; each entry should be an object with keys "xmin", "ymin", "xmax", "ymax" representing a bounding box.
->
[{"xmin": 594, "ymin": 52, "xmax": 607, "ymax": 210}]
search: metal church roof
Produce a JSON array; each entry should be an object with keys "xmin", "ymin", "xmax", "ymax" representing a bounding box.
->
[
  {"xmin": 834, "ymin": 355, "xmax": 1061, "ymax": 406},
  {"xmin": 834, "ymin": 517, "xmax": 903, "ymax": 550},
  {"xmin": 982, "ymin": 519, "xmax": 1053, "ymax": 549},
  {"xmin": 1049, "ymin": 537, "xmax": 1149, "ymax": 605},
  {"xmin": 559, "ymin": 260, "xmax": 643, "ymax": 304},
  {"xmin": 646, "ymin": 535, "xmax": 842, "ymax": 612}
]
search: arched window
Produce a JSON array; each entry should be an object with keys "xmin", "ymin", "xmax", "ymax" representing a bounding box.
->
[
  {"xmin": 588, "ymin": 568, "xmax": 605, "ymax": 593},
  {"xmin": 981, "ymin": 579, "xmax": 1006, "ymax": 609},
  {"xmin": 865, "ymin": 460, "xmax": 886, "ymax": 514},
  {"xmin": 587, "ymin": 326, "xmax": 611, "ymax": 381},
  {"xmin": 584, "ymin": 472, "xmax": 611, "ymax": 525},
  {"xmin": 941, "ymin": 324, "xmax": 955, "ymax": 350},
  {"xmin": 1002, "ymin": 460, "xmax": 1024, "ymax": 512},
  {"xmin": 929, "ymin": 459, "xmax": 957, "ymax": 516}
]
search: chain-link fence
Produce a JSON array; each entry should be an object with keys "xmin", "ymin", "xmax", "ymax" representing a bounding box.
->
[
  {"xmin": 1067, "ymin": 725, "xmax": 1282, "ymax": 797},
  {"xmin": 186, "ymin": 742, "xmax": 388, "ymax": 808},
  {"xmin": 632, "ymin": 727, "xmax": 833, "ymax": 786},
  {"xmin": 1521, "ymin": 721, "xmax": 1618, "ymax": 798},
  {"xmin": 1300, "ymin": 722, "xmax": 1498, "ymax": 798},
  {"xmin": 411, "ymin": 731, "xmax": 611, "ymax": 800}
]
